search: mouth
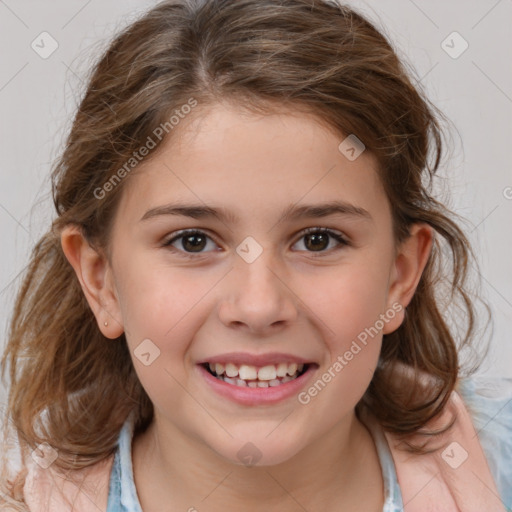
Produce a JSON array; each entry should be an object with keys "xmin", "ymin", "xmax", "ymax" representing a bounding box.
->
[{"xmin": 200, "ymin": 361, "xmax": 311, "ymax": 388}]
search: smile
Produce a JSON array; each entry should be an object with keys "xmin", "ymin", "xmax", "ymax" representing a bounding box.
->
[
  {"xmin": 197, "ymin": 361, "xmax": 318, "ymax": 406},
  {"xmin": 202, "ymin": 362, "xmax": 307, "ymax": 388}
]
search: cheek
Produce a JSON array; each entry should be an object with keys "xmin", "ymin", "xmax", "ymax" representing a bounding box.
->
[
  {"xmin": 115, "ymin": 265, "xmax": 204, "ymax": 414},
  {"xmin": 303, "ymin": 259, "xmax": 391, "ymax": 343},
  {"xmin": 297, "ymin": 267, "xmax": 386, "ymax": 416},
  {"xmin": 115, "ymin": 253, "xmax": 208, "ymax": 339},
  {"xmin": 114, "ymin": 262, "xmax": 221, "ymax": 408},
  {"xmin": 295, "ymin": 258, "xmax": 390, "ymax": 409}
]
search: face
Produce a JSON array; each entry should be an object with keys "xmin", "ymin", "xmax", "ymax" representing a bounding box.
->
[{"xmin": 89, "ymin": 102, "xmax": 415, "ymax": 466}]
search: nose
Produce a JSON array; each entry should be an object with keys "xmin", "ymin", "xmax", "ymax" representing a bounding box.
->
[{"xmin": 217, "ymin": 251, "xmax": 298, "ymax": 335}]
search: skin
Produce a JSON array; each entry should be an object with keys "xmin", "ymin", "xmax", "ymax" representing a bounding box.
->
[{"xmin": 61, "ymin": 101, "xmax": 433, "ymax": 511}]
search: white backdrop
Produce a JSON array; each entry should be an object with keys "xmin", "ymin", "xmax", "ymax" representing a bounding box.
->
[{"xmin": 1, "ymin": 0, "xmax": 511, "ymax": 409}]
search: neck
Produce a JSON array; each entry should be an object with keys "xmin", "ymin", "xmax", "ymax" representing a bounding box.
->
[{"xmin": 132, "ymin": 411, "xmax": 384, "ymax": 512}]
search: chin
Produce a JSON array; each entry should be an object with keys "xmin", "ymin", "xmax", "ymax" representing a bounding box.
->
[{"xmin": 211, "ymin": 437, "xmax": 302, "ymax": 468}]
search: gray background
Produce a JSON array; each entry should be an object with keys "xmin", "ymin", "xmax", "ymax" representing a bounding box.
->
[{"xmin": 1, "ymin": 0, "xmax": 511, "ymax": 409}]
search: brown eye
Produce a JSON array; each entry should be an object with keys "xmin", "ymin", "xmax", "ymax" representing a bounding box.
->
[
  {"xmin": 163, "ymin": 230, "xmax": 218, "ymax": 255},
  {"xmin": 181, "ymin": 233, "xmax": 207, "ymax": 252},
  {"xmin": 293, "ymin": 228, "xmax": 348, "ymax": 253},
  {"xmin": 304, "ymin": 232, "xmax": 330, "ymax": 251}
]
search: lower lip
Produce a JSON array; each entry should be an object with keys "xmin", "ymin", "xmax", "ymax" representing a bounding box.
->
[{"xmin": 196, "ymin": 364, "xmax": 317, "ymax": 406}]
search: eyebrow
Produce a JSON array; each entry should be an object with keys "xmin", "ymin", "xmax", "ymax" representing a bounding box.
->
[{"xmin": 140, "ymin": 200, "xmax": 372, "ymax": 224}]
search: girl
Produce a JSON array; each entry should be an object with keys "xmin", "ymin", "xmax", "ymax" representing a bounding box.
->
[{"xmin": 1, "ymin": 0, "xmax": 511, "ymax": 510}]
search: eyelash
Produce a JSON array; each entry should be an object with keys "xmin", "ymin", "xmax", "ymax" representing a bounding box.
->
[{"xmin": 162, "ymin": 227, "xmax": 350, "ymax": 259}]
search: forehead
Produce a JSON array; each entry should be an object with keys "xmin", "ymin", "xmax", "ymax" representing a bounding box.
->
[{"xmin": 115, "ymin": 102, "xmax": 388, "ymax": 227}]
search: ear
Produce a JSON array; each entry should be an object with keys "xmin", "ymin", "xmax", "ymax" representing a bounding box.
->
[
  {"xmin": 382, "ymin": 223, "xmax": 433, "ymax": 335},
  {"xmin": 60, "ymin": 225, "xmax": 124, "ymax": 339}
]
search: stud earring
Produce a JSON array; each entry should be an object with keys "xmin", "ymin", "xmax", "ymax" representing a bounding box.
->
[{"xmin": 104, "ymin": 321, "xmax": 108, "ymax": 327}]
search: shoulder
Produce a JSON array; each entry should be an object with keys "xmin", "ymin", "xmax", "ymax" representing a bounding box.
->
[
  {"xmin": 379, "ymin": 371, "xmax": 511, "ymax": 511},
  {"xmin": 23, "ymin": 453, "xmax": 114, "ymax": 512},
  {"xmin": 456, "ymin": 374, "xmax": 512, "ymax": 506}
]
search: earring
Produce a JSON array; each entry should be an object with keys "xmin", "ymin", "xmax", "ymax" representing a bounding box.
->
[{"xmin": 104, "ymin": 321, "xmax": 108, "ymax": 326}]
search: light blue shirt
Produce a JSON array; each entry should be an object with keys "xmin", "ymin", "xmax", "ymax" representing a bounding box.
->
[{"xmin": 106, "ymin": 376, "xmax": 512, "ymax": 511}]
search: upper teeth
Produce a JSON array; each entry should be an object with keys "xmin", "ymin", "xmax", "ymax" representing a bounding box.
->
[{"xmin": 208, "ymin": 362, "xmax": 304, "ymax": 381}]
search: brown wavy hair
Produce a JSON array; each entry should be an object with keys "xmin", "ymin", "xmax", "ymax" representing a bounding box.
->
[{"xmin": 0, "ymin": 0, "xmax": 491, "ymax": 507}]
